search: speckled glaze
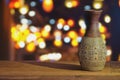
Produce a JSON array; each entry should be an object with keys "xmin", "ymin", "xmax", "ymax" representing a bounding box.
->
[{"xmin": 78, "ymin": 10, "xmax": 107, "ymax": 71}]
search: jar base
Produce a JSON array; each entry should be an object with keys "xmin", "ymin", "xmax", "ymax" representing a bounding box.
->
[{"xmin": 81, "ymin": 66, "xmax": 104, "ymax": 71}]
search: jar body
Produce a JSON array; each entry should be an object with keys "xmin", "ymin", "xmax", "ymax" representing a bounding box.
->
[
  {"xmin": 79, "ymin": 37, "xmax": 106, "ymax": 71},
  {"xmin": 78, "ymin": 10, "xmax": 106, "ymax": 71}
]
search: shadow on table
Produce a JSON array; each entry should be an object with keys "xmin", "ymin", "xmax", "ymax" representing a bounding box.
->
[{"xmin": 23, "ymin": 61, "xmax": 81, "ymax": 70}]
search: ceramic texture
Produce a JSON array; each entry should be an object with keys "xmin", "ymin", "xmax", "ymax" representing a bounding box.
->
[
  {"xmin": 78, "ymin": 10, "xmax": 107, "ymax": 71},
  {"xmin": 79, "ymin": 37, "xmax": 106, "ymax": 71}
]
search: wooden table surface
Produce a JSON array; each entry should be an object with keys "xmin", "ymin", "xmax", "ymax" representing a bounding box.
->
[{"xmin": 0, "ymin": 61, "xmax": 120, "ymax": 80}]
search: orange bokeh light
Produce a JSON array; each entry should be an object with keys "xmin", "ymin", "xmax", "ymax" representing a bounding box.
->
[
  {"xmin": 42, "ymin": 0, "xmax": 54, "ymax": 13},
  {"xmin": 67, "ymin": 19, "xmax": 75, "ymax": 27}
]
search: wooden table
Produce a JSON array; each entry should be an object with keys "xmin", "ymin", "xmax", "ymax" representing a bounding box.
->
[{"xmin": 0, "ymin": 61, "xmax": 120, "ymax": 80}]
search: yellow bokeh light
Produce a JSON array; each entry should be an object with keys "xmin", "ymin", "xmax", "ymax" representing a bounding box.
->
[
  {"xmin": 67, "ymin": 31, "xmax": 78, "ymax": 39},
  {"xmin": 10, "ymin": 9, "xmax": 15, "ymax": 15},
  {"xmin": 11, "ymin": 28, "xmax": 20, "ymax": 42},
  {"xmin": 54, "ymin": 40, "xmax": 62, "ymax": 47},
  {"xmin": 65, "ymin": 0, "xmax": 79, "ymax": 8},
  {"xmin": 58, "ymin": 18, "xmax": 65, "ymax": 25},
  {"xmin": 37, "ymin": 38, "xmax": 45, "ymax": 43},
  {"xmin": 14, "ymin": 2, "xmax": 20, "ymax": 8},
  {"xmin": 65, "ymin": 0, "xmax": 72, "ymax": 8},
  {"xmin": 93, "ymin": 1, "xmax": 103, "ymax": 9},
  {"xmin": 26, "ymin": 42, "xmax": 36, "ymax": 52},
  {"xmin": 99, "ymin": 25, "xmax": 107, "ymax": 33},
  {"xmin": 101, "ymin": 34, "xmax": 106, "ymax": 40},
  {"xmin": 19, "ymin": 5, "xmax": 29, "ymax": 15},
  {"xmin": 34, "ymin": 32, "xmax": 41, "ymax": 38},
  {"xmin": 41, "ymin": 30, "xmax": 50, "ymax": 38},
  {"xmin": 71, "ymin": 39, "xmax": 78, "ymax": 47}
]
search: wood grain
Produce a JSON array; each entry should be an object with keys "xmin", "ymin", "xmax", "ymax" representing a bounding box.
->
[{"xmin": 0, "ymin": 61, "xmax": 120, "ymax": 80}]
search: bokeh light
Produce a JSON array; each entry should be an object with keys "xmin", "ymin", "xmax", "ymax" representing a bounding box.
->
[
  {"xmin": 93, "ymin": 1, "xmax": 103, "ymax": 10},
  {"xmin": 19, "ymin": 5, "xmax": 29, "ymax": 15},
  {"xmin": 28, "ymin": 10, "xmax": 36, "ymax": 17},
  {"xmin": 38, "ymin": 41, "xmax": 46, "ymax": 49},
  {"xmin": 39, "ymin": 52, "xmax": 62, "ymax": 61},
  {"xmin": 26, "ymin": 42, "xmax": 36, "ymax": 52},
  {"xmin": 104, "ymin": 15, "xmax": 111, "ymax": 23},
  {"xmin": 30, "ymin": 1, "xmax": 36, "ymax": 7},
  {"xmin": 63, "ymin": 25, "xmax": 70, "ymax": 31},
  {"xmin": 54, "ymin": 40, "xmax": 62, "ymax": 47},
  {"xmin": 67, "ymin": 19, "xmax": 75, "ymax": 27},
  {"xmin": 42, "ymin": 0, "xmax": 54, "ymax": 13},
  {"xmin": 64, "ymin": 37, "xmax": 71, "ymax": 43}
]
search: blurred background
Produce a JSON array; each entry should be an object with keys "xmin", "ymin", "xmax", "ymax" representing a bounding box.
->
[{"xmin": 0, "ymin": 0, "xmax": 120, "ymax": 62}]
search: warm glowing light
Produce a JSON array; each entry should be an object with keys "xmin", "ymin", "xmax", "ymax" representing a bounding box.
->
[
  {"xmin": 29, "ymin": 26, "xmax": 39, "ymax": 33},
  {"xmin": 26, "ymin": 42, "xmax": 36, "ymax": 52},
  {"xmin": 19, "ymin": 5, "xmax": 29, "ymax": 15},
  {"xmin": 67, "ymin": 19, "xmax": 75, "ymax": 27},
  {"xmin": 41, "ymin": 30, "xmax": 50, "ymax": 38},
  {"xmin": 71, "ymin": 39, "xmax": 78, "ymax": 47},
  {"xmin": 14, "ymin": 43, "xmax": 20, "ymax": 49},
  {"xmin": 119, "ymin": 0, "xmax": 120, "ymax": 7},
  {"xmin": 65, "ymin": 0, "xmax": 73, "ymax": 8},
  {"xmin": 68, "ymin": 31, "xmax": 78, "ymax": 39},
  {"xmin": 26, "ymin": 34, "xmax": 37, "ymax": 43},
  {"xmin": 20, "ymin": 18, "xmax": 28, "ymax": 24},
  {"xmin": 42, "ymin": 0, "xmax": 54, "ymax": 13},
  {"xmin": 54, "ymin": 30, "xmax": 62, "ymax": 37},
  {"xmin": 38, "ymin": 42, "xmax": 46, "ymax": 49},
  {"xmin": 54, "ymin": 40, "xmax": 62, "ymax": 47},
  {"xmin": 34, "ymin": 32, "xmax": 41, "ymax": 38},
  {"xmin": 44, "ymin": 24, "xmax": 52, "ymax": 32},
  {"xmin": 11, "ymin": 27, "xmax": 20, "ymax": 41},
  {"xmin": 39, "ymin": 52, "xmax": 62, "ymax": 61},
  {"xmin": 99, "ymin": 25, "xmax": 107, "ymax": 33},
  {"xmin": 9, "ymin": 2, "xmax": 14, "ymax": 8},
  {"xmin": 80, "ymin": 29, "xmax": 86, "ymax": 36},
  {"xmin": 104, "ymin": 15, "xmax": 111, "ymax": 23},
  {"xmin": 58, "ymin": 18, "xmax": 65, "ymax": 25},
  {"xmin": 14, "ymin": 2, "xmax": 20, "ymax": 8},
  {"xmin": 72, "ymin": 0, "xmax": 79, "ymax": 7},
  {"xmin": 18, "ymin": 41, "xmax": 25, "ymax": 48},
  {"xmin": 65, "ymin": 0, "xmax": 79, "ymax": 8},
  {"xmin": 93, "ymin": 1, "xmax": 103, "ymax": 9},
  {"xmin": 78, "ymin": 19, "xmax": 86, "ymax": 29},
  {"xmin": 10, "ymin": 9, "xmax": 15, "ymax": 15},
  {"xmin": 57, "ymin": 23, "xmax": 63, "ymax": 30},
  {"xmin": 107, "ymin": 49, "xmax": 112, "ymax": 56},
  {"xmin": 101, "ymin": 34, "xmax": 106, "ymax": 40},
  {"xmin": 37, "ymin": 38, "xmax": 45, "ymax": 43},
  {"xmin": 28, "ymin": 10, "xmax": 36, "ymax": 17}
]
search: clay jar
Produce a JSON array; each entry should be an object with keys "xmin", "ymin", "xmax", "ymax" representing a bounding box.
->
[{"xmin": 78, "ymin": 10, "xmax": 107, "ymax": 71}]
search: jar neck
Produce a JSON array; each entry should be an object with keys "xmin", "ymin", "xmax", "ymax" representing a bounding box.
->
[{"xmin": 84, "ymin": 10, "xmax": 102, "ymax": 37}]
